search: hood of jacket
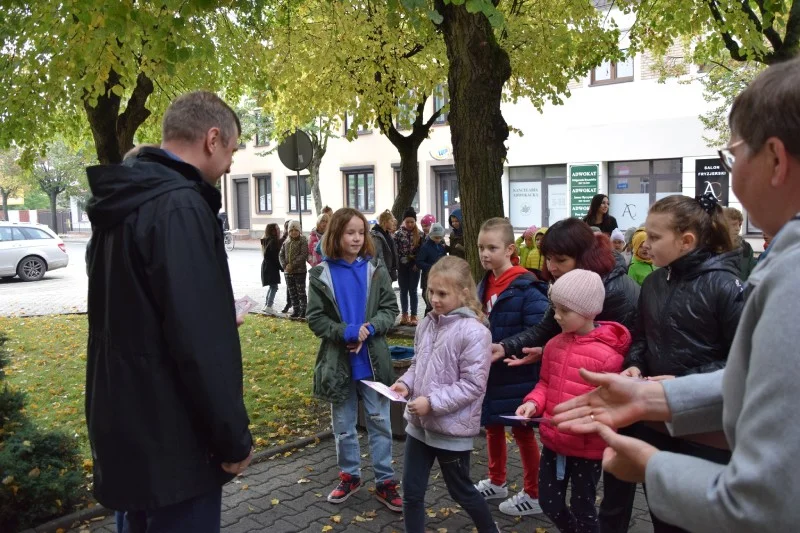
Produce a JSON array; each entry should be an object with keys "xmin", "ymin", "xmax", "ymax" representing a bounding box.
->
[
  {"xmin": 85, "ymin": 147, "xmax": 217, "ymax": 230},
  {"xmin": 449, "ymin": 207, "xmax": 463, "ymax": 234},
  {"xmin": 604, "ymin": 250, "xmax": 630, "ymax": 285},
  {"xmin": 571, "ymin": 321, "xmax": 631, "ymax": 356}
]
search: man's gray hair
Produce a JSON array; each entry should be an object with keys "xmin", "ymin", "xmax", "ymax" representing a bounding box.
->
[
  {"xmin": 729, "ymin": 57, "xmax": 800, "ymax": 159},
  {"xmin": 162, "ymin": 91, "xmax": 241, "ymax": 146}
]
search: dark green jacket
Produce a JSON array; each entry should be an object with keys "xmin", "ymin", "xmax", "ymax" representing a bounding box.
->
[{"xmin": 307, "ymin": 258, "xmax": 399, "ymax": 404}]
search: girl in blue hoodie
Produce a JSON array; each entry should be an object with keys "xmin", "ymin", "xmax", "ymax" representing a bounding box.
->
[{"xmin": 306, "ymin": 208, "xmax": 402, "ymax": 512}]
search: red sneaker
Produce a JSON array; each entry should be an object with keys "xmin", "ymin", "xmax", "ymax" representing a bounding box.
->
[
  {"xmin": 327, "ymin": 472, "xmax": 361, "ymax": 503},
  {"xmin": 375, "ymin": 479, "xmax": 403, "ymax": 512}
]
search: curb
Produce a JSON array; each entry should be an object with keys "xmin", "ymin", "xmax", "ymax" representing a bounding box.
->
[{"xmin": 25, "ymin": 430, "xmax": 334, "ymax": 533}]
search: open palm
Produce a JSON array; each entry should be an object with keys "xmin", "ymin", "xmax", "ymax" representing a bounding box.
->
[{"xmin": 552, "ymin": 369, "xmax": 668, "ymax": 433}]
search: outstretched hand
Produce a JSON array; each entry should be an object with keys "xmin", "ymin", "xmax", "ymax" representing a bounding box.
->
[
  {"xmin": 597, "ymin": 424, "xmax": 659, "ymax": 483},
  {"xmin": 504, "ymin": 346, "xmax": 543, "ymax": 367},
  {"xmin": 552, "ymin": 369, "xmax": 670, "ymax": 433}
]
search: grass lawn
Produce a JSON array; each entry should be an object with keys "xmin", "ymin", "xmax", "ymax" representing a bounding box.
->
[{"xmin": 0, "ymin": 314, "xmax": 412, "ymax": 463}]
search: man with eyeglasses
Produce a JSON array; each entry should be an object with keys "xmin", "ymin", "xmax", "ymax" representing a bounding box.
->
[{"xmin": 550, "ymin": 56, "xmax": 800, "ymax": 532}]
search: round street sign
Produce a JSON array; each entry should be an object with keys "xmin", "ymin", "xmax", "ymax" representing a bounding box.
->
[{"xmin": 277, "ymin": 129, "xmax": 314, "ymax": 171}]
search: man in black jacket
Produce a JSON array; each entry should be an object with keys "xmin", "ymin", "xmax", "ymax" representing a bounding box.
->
[{"xmin": 85, "ymin": 91, "xmax": 253, "ymax": 533}]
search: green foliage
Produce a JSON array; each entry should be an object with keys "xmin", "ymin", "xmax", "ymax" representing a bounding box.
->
[
  {"xmin": 698, "ymin": 61, "xmax": 765, "ymax": 147},
  {"xmin": 0, "ymin": 2, "xmax": 266, "ymax": 162},
  {"xmin": 0, "ymin": 148, "xmax": 28, "ymax": 198},
  {"xmin": 0, "ymin": 334, "xmax": 84, "ymax": 531},
  {"xmin": 14, "ymin": 189, "xmax": 51, "ymax": 211},
  {"xmin": 31, "ymin": 141, "xmax": 92, "ymax": 200},
  {"xmin": 622, "ymin": 0, "xmax": 799, "ymax": 65},
  {"xmin": 620, "ymin": 1, "xmax": 795, "ymax": 145}
]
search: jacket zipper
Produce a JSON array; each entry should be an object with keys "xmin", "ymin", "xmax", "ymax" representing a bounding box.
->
[{"xmin": 364, "ymin": 267, "xmax": 377, "ymax": 380}]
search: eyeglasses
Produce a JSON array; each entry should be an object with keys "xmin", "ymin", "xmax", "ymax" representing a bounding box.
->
[{"xmin": 718, "ymin": 139, "xmax": 745, "ymax": 172}]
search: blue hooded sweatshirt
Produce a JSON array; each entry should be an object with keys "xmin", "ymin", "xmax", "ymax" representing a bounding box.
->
[{"xmin": 326, "ymin": 256, "xmax": 374, "ymax": 380}]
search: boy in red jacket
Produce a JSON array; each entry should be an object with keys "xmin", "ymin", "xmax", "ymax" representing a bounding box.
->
[{"xmin": 517, "ymin": 269, "xmax": 630, "ymax": 533}]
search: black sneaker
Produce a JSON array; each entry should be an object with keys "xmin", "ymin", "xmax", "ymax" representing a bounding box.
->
[
  {"xmin": 375, "ymin": 479, "xmax": 402, "ymax": 512},
  {"xmin": 327, "ymin": 472, "xmax": 361, "ymax": 503}
]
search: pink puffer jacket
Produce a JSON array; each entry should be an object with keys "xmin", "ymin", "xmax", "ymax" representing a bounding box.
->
[
  {"xmin": 524, "ymin": 321, "xmax": 630, "ymax": 460},
  {"xmin": 400, "ymin": 309, "xmax": 491, "ymax": 438}
]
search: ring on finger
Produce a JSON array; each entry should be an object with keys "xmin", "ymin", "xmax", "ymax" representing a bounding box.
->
[{"xmin": 590, "ymin": 414, "xmax": 595, "ymax": 422}]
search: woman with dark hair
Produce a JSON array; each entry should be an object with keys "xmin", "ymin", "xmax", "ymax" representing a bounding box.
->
[
  {"xmin": 260, "ymin": 223, "xmax": 282, "ymax": 313},
  {"xmin": 489, "ymin": 217, "xmax": 640, "ymax": 533},
  {"xmin": 583, "ymin": 194, "xmax": 619, "ymax": 236}
]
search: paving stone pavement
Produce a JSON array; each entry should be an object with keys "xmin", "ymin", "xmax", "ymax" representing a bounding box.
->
[{"xmin": 68, "ymin": 431, "xmax": 653, "ymax": 533}]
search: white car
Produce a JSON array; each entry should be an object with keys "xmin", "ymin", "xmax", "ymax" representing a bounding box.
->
[{"xmin": 0, "ymin": 222, "xmax": 69, "ymax": 281}]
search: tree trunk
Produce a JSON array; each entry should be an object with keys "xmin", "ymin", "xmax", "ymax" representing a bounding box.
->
[
  {"xmin": 380, "ymin": 102, "xmax": 440, "ymax": 223},
  {"xmin": 391, "ymin": 141, "xmax": 420, "ymax": 222},
  {"xmin": 0, "ymin": 189, "xmax": 8, "ymax": 221},
  {"xmin": 48, "ymin": 191, "xmax": 59, "ymax": 234},
  {"xmin": 83, "ymin": 69, "xmax": 154, "ymax": 165},
  {"xmin": 307, "ymin": 146, "xmax": 325, "ymax": 215},
  {"xmin": 435, "ymin": 1, "xmax": 511, "ymax": 280}
]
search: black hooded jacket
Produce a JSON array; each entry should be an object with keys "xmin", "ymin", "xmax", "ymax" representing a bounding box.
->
[
  {"xmin": 624, "ymin": 248, "xmax": 744, "ymax": 377},
  {"xmin": 84, "ymin": 148, "xmax": 252, "ymax": 511},
  {"xmin": 501, "ymin": 252, "xmax": 640, "ymax": 356}
]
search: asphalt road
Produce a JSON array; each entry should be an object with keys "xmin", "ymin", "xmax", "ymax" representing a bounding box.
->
[
  {"xmin": 0, "ymin": 238, "xmax": 422, "ymax": 318},
  {"xmin": 0, "ymin": 238, "xmax": 272, "ymax": 317}
]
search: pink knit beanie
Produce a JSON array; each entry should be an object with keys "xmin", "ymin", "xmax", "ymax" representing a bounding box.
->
[
  {"xmin": 523, "ymin": 225, "xmax": 539, "ymax": 239},
  {"xmin": 549, "ymin": 269, "xmax": 605, "ymax": 319}
]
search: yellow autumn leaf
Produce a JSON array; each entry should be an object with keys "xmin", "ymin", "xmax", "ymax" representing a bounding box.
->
[
  {"xmin": 437, "ymin": 529, "xmax": 448, "ymax": 533},
  {"xmin": 322, "ymin": 526, "xmax": 333, "ymax": 532},
  {"xmin": 354, "ymin": 515, "xmax": 367, "ymax": 522},
  {"xmin": 331, "ymin": 515, "xmax": 342, "ymax": 523},
  {"xmin": 271, "ymin": 498, "xmax": 280, "ymax": 505},
  {"xmin": 28, "ymin": 467, "xmax": 41, "ymax": 478},
  {"xmin": 535, "ymin": 528, "xmax": 549, "ymax": 533},
  {"xmin": 1, "ymin": 476, "xmax": 14, "ymax": 486}
]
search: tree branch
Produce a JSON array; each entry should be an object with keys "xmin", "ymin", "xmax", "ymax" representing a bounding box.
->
[
  {"xmin": 402, "ymin": 43, "xmax": 424, "ymax": 58},
  {"xmin": 706, "ymin": 0, "xmax": 747, "ymax": 61},
  {"xmin": 782, "ymin": 0, "xmax": 800, "ymax": 58},
  {"xmin": 747, "ymin": 0, "xmax": 784, "ymax": 52}
]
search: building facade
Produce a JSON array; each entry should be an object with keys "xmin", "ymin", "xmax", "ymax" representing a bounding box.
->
[{"xmin": 222, "ymin": 35, "xmax": 762, "ymax": 247}]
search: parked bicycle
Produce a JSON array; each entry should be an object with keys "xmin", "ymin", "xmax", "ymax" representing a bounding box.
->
[{"xmin": 224, "ymin": 230, "xmax": 235, "ymax": 252}]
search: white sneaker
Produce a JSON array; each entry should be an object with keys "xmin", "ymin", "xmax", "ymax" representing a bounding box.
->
[
  {"xmin": 473, "ymin": 479, "xmax": 508, "ymax": 500},
  {"xmin": 498, "ymin": 491, "xmax": 543, "ymax": 516}
]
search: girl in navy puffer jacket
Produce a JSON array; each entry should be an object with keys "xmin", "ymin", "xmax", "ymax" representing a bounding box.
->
[{"xmin": 474, "ymin": 218, "xmax": 550, "ymax": 517}]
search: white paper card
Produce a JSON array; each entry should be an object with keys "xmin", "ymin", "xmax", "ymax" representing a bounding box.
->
[
  {"xmin": 360, "ymin": 380, "xmax": 408, "ymax": 402},
  {"xmin": 234, "ymin": 295, "xmax": 259, "ymax": 320}
]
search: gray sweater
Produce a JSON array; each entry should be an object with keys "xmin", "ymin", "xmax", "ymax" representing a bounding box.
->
[{"xmin": 646, "ymin": 218, "xmax": 800, "ymax": 532}]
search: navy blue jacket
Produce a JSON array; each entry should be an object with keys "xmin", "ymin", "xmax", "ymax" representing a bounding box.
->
[
  {"xmin": 416, "ymin": 237, "xmax": 447, "ymax": 273},
  {"xmin": 477, "ymin": 271, "xmax": 550, "ymax": 426}
]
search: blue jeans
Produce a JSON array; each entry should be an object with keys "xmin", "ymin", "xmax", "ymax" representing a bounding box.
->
[
  {"xmin": 402, "ymin": 435, "xmax": 496, "ymax": 533},
  {"xmin": 115, "ymin": 486, "xmax": 222, "ymax": 533},
  {"xmin": 331, "ymin": 379, "xmax": 394, "ymax": 483},
  {"xmin": 265, "ymin": 284, "xmax": 278, "ymax": 307},
  {"xmin": 398, "ymin": 263, "xmax": 420, "ymax": 315}
]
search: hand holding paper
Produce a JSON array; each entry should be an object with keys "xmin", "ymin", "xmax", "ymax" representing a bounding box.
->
[
  {"xmin": 360, "ymin": 380, "xmax": 408, "ymax": 402},
  {"xmin": 234, "ymin": 296, "xmax": 258, "ymax": 321}
]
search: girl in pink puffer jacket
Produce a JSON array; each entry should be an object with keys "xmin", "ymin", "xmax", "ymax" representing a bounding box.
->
[
  {"xmin": 390, "ymin": 256, "xmax": 498, "ymax": 533},
  {"xmin": 516, "ymin": 269, "xmax": 630, "ymax": 533}
]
